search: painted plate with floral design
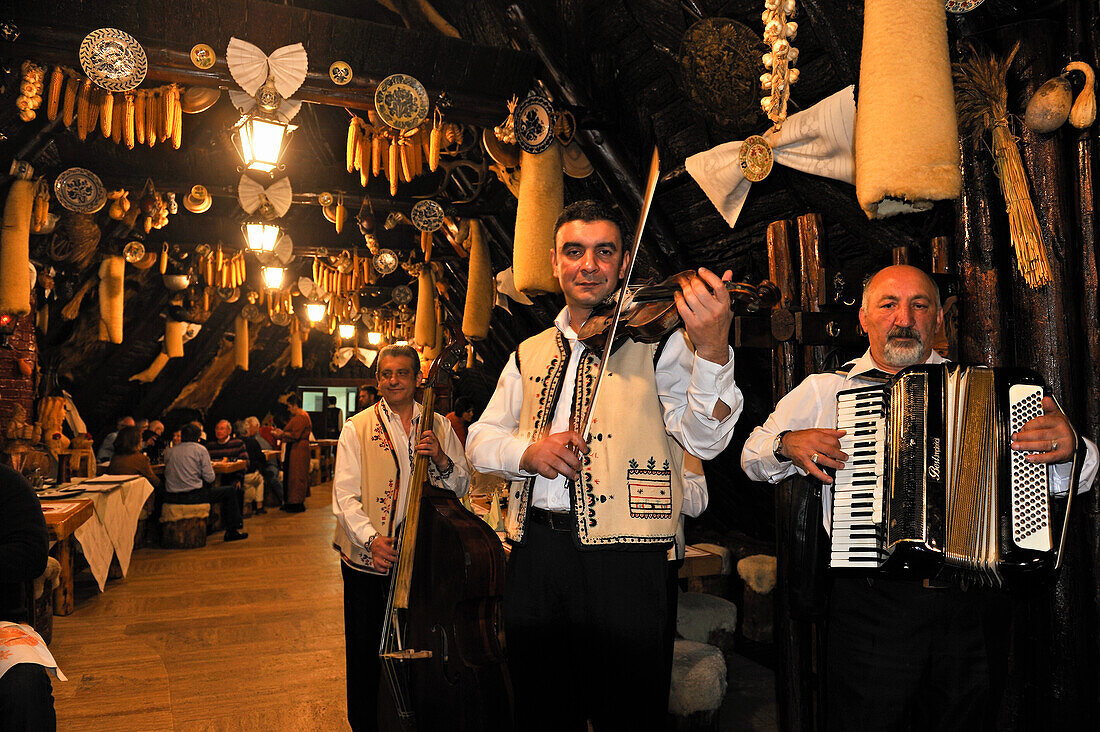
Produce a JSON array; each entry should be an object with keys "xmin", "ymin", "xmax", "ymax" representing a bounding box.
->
[
  {"xmin": 79, "ymin": 28, "xmax": 147, "ymax": 92},
  {"xmin": 374, "ymin": 74, "xmax": 429, "ymax": 130},
  {"xmin": 54, "ymin": 168, "xmax": 107, "ymax": 213},
  {"xmin": 513, "ymin": 94, "xmax": 556, "ymax": 154}
]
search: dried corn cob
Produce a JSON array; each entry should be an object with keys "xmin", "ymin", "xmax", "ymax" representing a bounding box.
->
[
  {"xmin": 61, "ymin": 72, "xmax": 78, "ymax": 127},
  {"xmin": 134, "ymin": 90, "xmax": 146, "ymax": 145},
  {"xmin": 122, "ymin": 92, "xmax": 135, "ymax": 148},
  {"xmin": 146, "ymin": 90, "xmax": 158, "ymax": 146},
  {"xmin": 171, "ymin": 92, "xmax": 182, "ymax": 149},
  {"xmin": 99, "ymin": 90, "xmax": 113, "ymax": 138},
  {"xmin": 75, "ymin": 78, "xmax": 91, "ymax": 139},
  {"xmin": 429, "ymin": 124, "xmax": 442, "ymax": 171},
  {"xmin": 372, "ymin": 134, "xmax": 384, "ymax": 177},
  {"xmin": 47, "ymin": 66, "xmax": 63, "ymax": 120},
  {"xmin": 347, "ymin": 116, "xmax": 361, "ymax": 173}
]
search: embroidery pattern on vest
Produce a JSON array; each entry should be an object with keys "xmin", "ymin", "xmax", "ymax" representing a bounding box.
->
[
  {"xmin": 627, "ymin": 457, "xmax": 673, "ymax": 519},
  {"xmin": 371, "ymin": 402, "xmax": 401, "ymax": 532},
  {"xmin": 514, "ymin": 331, "xmax": 570, "ymax": 538},
  {"xmin": 573, "ymin": 350, "xmax": 600, "ymax": 534}
]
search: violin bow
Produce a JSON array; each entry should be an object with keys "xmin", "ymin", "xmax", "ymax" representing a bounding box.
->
[{"xmin": 579, "ymin": 147, "xmax": 660, "ymax": 441}]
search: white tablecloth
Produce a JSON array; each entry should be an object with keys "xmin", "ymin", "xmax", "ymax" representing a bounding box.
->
[{"xmin": 69, "ymin": 475, "xmax": 154, "ymax": 592}]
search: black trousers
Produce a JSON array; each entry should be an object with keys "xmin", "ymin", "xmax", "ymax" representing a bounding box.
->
[
  {"xmin": 0, "ymin": 664, "xmax": 56, "ymax": 732},
  {"xmin": 341, "ymin": 562, "xmax": 388, "ymax": 732},
  {"xmin": 163, "ymin": 484, "xmax": 243, "ymax": 531},
  {"xmin": 825, "ymin": 576, "xmax": 1007, "ymax": 732},
  {"xmin": 504, "ymin": 521, "xmax": 670, "ymax": 732}
]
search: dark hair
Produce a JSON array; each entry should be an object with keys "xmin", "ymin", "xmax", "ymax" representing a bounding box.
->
[
  {"xmin": 376, "ymin": 345, "xmax": 421, "ymax": 376},
  {"xmin": 286, "ymin": 394, "xmax": 301, "ymax": 408},
  {"xmin": 326, "ymin": 396, "xmax": 337, "ymax": 405},
  {"xmin": 453, "ymin": 396, "xmax": 475, "ymax": 416},
  {"xmin": 181, "ymin": 423, "xmax": 202, "ymax": 442},
  {"xmin": 114, "ymin": 425, "xmax": 142, "ymax": 455},
  {"xmin": 553, "ymin": 200, "xmax": 623, "ymax": 240}
]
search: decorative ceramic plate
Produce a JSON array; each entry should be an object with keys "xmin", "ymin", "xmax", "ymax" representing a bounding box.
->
[
  {"xmin": 738, "ymin": 135, "xmax": 773, "ymax": 182},
  {"xmin": 513, "ymin": 94, "xmax": 556, "ymax": 154},
  {"xmin": 329, "ymin": 61, "xmax": 353, "ymax": 86},
  {"xmin": 374, "ymin": 73, "xmax": 429, "ymax": 130},
  {"xmin": 79, "ymin": 28, "xmax": 147, "ymax": 92},
  {"xmin": 391, "ymin": 284, "xmax": 413, "ymax": 305},
  {"xmin": 373, "ymin": 248, "xmax": 399, "ymax": 275},
  {"xmin": 241, "ymin": 303, "xmax": 265, "ymax": 323},
  {"xmin": 318, "ymin": 191, "xmax": 334, "ymax": 207},
  {"xmin": 410, "ymin": 200, "xmax": 444, "ymax": 232},
  {"xmin": 270, "ymin": 310, "xmax": 292, "ymax": 326},
  {"xmin": 190, "ymin": 43, "xmax": 216, "ymax": 70},
  {"xmin": 54, "ymin": 168, "xmax": 107, "ymax": 213},
  {"xmin": 945, "ymin": 0, "xmax": 984, "ymax": 13}
]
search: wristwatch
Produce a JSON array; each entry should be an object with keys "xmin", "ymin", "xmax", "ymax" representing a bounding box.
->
[{"xmin": 772, "ymin": 430, "xmax": 791, "ymax": 462}]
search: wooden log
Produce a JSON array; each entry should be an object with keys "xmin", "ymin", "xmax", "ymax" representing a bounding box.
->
[
  {"xmin": 160, "ymin": 517, "xmax": 207, "ymax": 549},
  {"xmin": 954, "ymin": 139, "xmax": 1008, "ymax": 367},
  {"xmin": 797, "ymin": 214, "xmax": 827, "ymax": 374},
  {"xmin": 767, "ymin": 218, "xmax": 819, "ymax": 732},
  {"xmin": 998, "ymin": 25, "xmax": 1091, "ymax": 728}
]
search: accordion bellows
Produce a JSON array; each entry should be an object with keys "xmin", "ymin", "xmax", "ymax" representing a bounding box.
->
[
  {"xmin": 854, "ymin": 0, "xmax": 961, "ymax": 219},
  {"xmin": 513, "ymin": 144, "xmax": 563, "ymax": 295}
]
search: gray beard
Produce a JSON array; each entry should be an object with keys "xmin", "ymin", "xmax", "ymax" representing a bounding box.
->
[{"xmin": 882, "ymin": 338, "xmax": 924, "ymax": 368}]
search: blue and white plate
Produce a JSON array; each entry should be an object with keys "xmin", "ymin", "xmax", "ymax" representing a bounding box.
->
[{"xmin": 79, "ymin": 28, "xmax": 147, "ymax": 93}]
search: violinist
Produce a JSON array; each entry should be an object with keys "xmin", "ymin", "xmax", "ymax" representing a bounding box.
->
[
  {"xmin": 331, "ymin": 345, "xmax": 469, "ymax": 731},
  {"xmin": 466, "ymin": 200, "xmax": 743, "ymax": 730}
]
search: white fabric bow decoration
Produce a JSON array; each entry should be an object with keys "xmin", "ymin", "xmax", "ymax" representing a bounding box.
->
[
  {"xmin": 238, "ymin": 175, "xmax": 293, "ymax": 217},
  {"xmin": 333, "ymin": 347, "xmax": 377, "ymax": 369},
  {"xmin": 685, "ymin": 85, "xmax": 855, "ymax": 229},
  {"xmin": 226, "ymin": 38, "xmax": 308, "ymax": 121},
  {"xmin": 494, "ymin": 267, "xmax": 533, "ymax": 314}
]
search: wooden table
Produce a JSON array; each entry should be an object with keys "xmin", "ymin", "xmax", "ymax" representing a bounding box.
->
[
  {"xmin": 151, "ymin": 459, "xmax": 248, "ymax": 476},
  {"xmin": 41, "ymin": 498, "xmax": 94, "ymax": 616},
  {"xmin": 312, "ymin": 439, "xmax": 339, "ymax": 482}
]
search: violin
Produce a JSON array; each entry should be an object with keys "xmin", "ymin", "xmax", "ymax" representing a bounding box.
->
[{"xmin": 575, "ymin": 270, "xmax": 780, "ymax": 352}]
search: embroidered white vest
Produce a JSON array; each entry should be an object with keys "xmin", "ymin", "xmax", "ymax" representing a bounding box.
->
[
  {"xmin": 332, "ymin": 402, "xmax": 447, "ymax": 570},
  {"xmin": 506, "ymin": 328, "xmax": 683, "ymax": 548}
]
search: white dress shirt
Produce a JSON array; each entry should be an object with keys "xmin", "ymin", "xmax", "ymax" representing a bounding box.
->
[
  {"xmin": 466, "ymin": 308, "xmax": 743, "ymax": 511},
  {"xmin": 332, "ymin": 400, "xmax": 469, "ymax": 554},
  {"xmin": 741, "ymin": 349, "xmax": 1099, "ymax": 532}
]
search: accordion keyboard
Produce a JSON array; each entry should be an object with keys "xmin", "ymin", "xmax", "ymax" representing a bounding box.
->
[
  {"xmin": 831, "ymin": 388, "xmax": 887, "ymax": 568},
  {"xmin": 1008, "ymin": 385, "xmax": 1051, "ymax": 552}
]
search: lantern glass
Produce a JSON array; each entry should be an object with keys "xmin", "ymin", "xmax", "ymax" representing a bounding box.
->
[
  {"xmin": 367, "ymin": 331, "xmax": 383, "ymax": 346},
  {"xmin": 238, "ymin": 115, "xmax": 288, "ymax": 173},
  {"xmin": 394, "ymin": 339, "xmax": 408, "ymax": 346},
  {"xmin": 244, "ymin": 222, "xmax": 281, "ymax": 252},
  {"xmin": 305, "ymin": 302, "xmax": 326, "ymax": 322},
  {"xmin": 338, "ymin": 322, "xmax": 356, "ymax": 339},
  {"xmin": 261, "ymin": 266, "xmax": 284, "ymax": 289}
]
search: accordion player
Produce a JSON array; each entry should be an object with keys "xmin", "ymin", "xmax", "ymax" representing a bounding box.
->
[{"xmin": 829, "ymin": 363, "xmax": 1084, "ymax": 586}]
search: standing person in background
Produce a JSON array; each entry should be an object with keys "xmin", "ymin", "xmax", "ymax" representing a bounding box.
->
[
  {"xmin": 277, "ymin": 395, "xmax": 312, "ymax": 513},
  {"xmin": 357, "ymin": 385, "xmax": 379, "ymax": 412},
  {"xmin": 445, "ymin": 396, "xmax": 475, "ymax": 448},
  {"xmin": 243, "ymin": 416, "xmax": 283, "ymax": 508},
  {"xmin": 323, "ymin": 396, "xmax": 344, "ymax": 439}
]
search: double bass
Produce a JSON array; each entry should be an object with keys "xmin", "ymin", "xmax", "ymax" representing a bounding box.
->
[{"xmin": 378, "ymin": 336, "xmax": 512, "ymax": 730}]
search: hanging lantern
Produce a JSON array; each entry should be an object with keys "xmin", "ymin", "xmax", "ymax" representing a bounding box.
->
[
  {"xmin": 337, "ymin": 321, "xmax": 356, "ymax": 339},
  {"xmin": 305, "ymin": 300, "xmax": 326, "ymax": 322},
  {"xmin": 230, "ymin": 111, "xmax": 293, "ymax": 174},
  {"xmin": 242, "ymin": 221, "xmax": 282, "ymax": 252},
  {"xmin": 261, "ymin": 265, "xmax": 284, "ymax": 289},
  {"xmin": 367, "ymin": 330, "xmax": 383, "ymax": 346}
]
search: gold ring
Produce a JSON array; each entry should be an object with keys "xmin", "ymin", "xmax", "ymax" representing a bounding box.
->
[
  {"xmin": 811, "ymin": 452, "xmax": 819, "ymax": 464},
  {"xmin": 1051, "ymin": 440, "xmax": 1058, "ymax": 452}
]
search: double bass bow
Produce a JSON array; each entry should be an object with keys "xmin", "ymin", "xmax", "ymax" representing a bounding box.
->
[{"xmin": 378, "ymin": 333, "xmax": 512, "ymax": 731}]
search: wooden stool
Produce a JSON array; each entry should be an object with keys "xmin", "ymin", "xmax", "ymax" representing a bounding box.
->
[
  {"xmin": 669, "ymin": 639, "xmax": 727, "ymax": 731},
  {"xmin": 736, "ymin": 554, "xmax": 777, "ymax": 642},
  {"xmin": 685, "ymin": 542, "xmax": 733, "ymax": 597},
  {"xmin": 160, "ymin": 503, "xmax": 211, "ymax": 548},
  {"xmin": 29, "ymin": 557, "xmax": 61, "ymax": 645}
]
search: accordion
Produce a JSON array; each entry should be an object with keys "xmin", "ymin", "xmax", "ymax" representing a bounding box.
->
[{"xmin": 829, "ymin": 364, "xmax": 1081, "ymax": 586}]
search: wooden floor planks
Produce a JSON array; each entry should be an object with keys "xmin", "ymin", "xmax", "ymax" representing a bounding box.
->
[{"xmin": 50, "ymin": 483, "xmax": 349, "ymax": 731}]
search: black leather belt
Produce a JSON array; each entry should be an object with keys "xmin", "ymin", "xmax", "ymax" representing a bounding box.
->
[{"xmin": 528, "ymin": 506, "xmax": 574, "ymax": 532}]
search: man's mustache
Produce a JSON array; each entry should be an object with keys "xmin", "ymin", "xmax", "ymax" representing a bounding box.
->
[{"xmin": 887, "ymin": 326, "xmax": 921, "ymax": 342}]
